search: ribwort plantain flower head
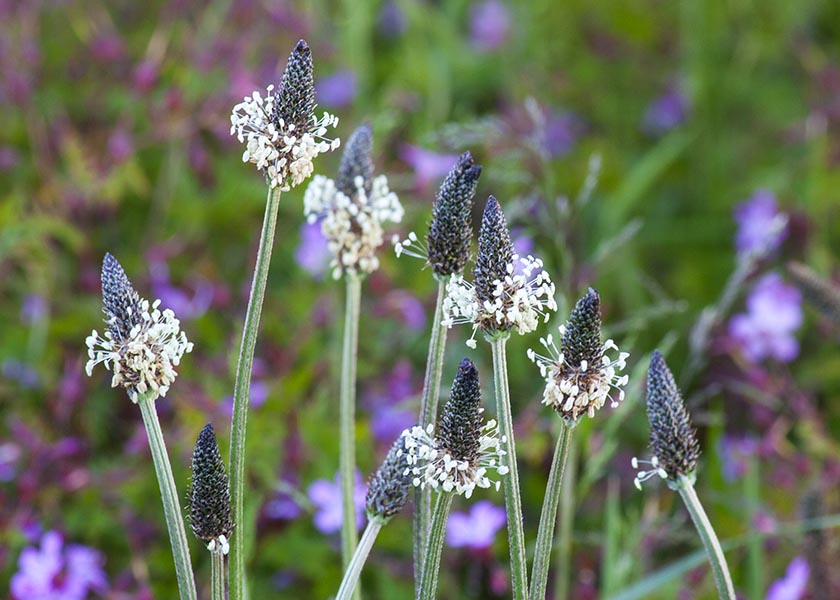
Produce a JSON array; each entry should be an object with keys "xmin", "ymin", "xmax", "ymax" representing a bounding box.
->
[
  {"xmin": 633, "ymin": 351, "xmax": 701, "ymax": 490},
  {"xmin": 230, "ymin": 39, "xmax": 340, "ymax": 191},
  {"xmin": 188, "ymin": 423, "xmax": 233, "ymax": 555},
  {"xmin": 304, "ymin": 124, "xmax": 403, "ymax": 279},
  {"xmin": 394, "ymin": 151, "xmax": 482, "ymax": 278},
  {"xmin": 85, "ymin": 253, "xmax": 193, "ymax": 403},
  {"xmin": 527, "ymin": 289, "xmax": 629, "ymax": 425},
  {"xmin": 442, "ymin": 196, "xmax": 557, "ymax": 347},
  {"xmin": 365, "ymin": 435, "xmax": 412, "ymax": 523},
  {"xmin": 403, "ymin": 358, "xmax": 508, "ymax": 498}
]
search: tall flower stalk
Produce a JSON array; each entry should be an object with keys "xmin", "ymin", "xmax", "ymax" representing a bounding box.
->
[
  {"xmin": 395, "ymin": 151, "xmax": 482, "ymax": 589},
  {"xmin": 403, "ymin": 358, "xmax": 508, "ymax": 600},
  {"xmin": 441, "ymin": 197, "xmax": 557, "ymax": 599},
  {"xmin": 85, "ymin": 254, "xmax": 196, "ymax": 600},
  {"xmin": 634, "ymin": 351, "xmax": 735, "ymax": 600},
  {"xmin": 228, "ymin": 39, "xmax": 339, "ymax": 600},
  {"xmin": 336, "ymin": 435, "xmax": 413, "ymax": 600},
  {"xmin": 187, "ymin": 424, "xmax": 233, "ymax": 600},
  {"xmin": 304, "ymin": 124, "xmax": 403, "ymax": 584},
  {"xmin": 527, "ymin": 289, "xmax": 629, "ymax": 600}
]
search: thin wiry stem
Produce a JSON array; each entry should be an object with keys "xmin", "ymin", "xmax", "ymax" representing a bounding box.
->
[
  {"xmin": 490, "ymin": 337, "xmax": 530, "ymax": 600},
  {"xmin": 678, "ymin": 475, "xmax": 736, "ymax": 599},
  {"xmin": 229, "ymin": 185, "xmax": 282, "ymax": 600},
  {"xmin": 336, "ymin": 519, "xmax": 384, "ymax": 600},
  {"xmin": 530, "ymin": 424, "xmax": 575, "ymax": 600},
  {"xmin": 340, "ymin": 274, "xmax": 362, "ymax": 598},
  {"xmin": 414, "ymin": 276, "xmax": 449, "ymax": 596},
  {"xmin": 211, "ymin": 552, "xmax": 225, "ymax": 600},
  {"xmin": 418, "ymin": 493, "xmax": 455, "ymax": 600},
  {"xmin": 554, "ymin": 429, "xmax": 578, "ymax": 600},
  {"xmin": 137, "ymin": 396, "xmax": 197, "ymax": 600}
]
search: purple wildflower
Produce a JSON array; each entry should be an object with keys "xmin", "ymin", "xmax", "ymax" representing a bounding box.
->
[
  {"xmin": 469, "ymin": 0, "xmax": 511, "ymax": 51},
  {"xmin": 446, "ymin": 500, "xmax": 506, "ymax": 549},
  {"xmin": 765, "ymin": 557, "xmax": 809, "ymax": 600},
  {"xmin": 729, "ymin": 273, "xmax": 803, "ymax": 363},
  {"xmin": 719, "ymin": 435, "xmax": 758, "ymax": 482},
  {"xmin": 107, "ymin": 127, "xmax": 134, "ymax": 164},
  {"xmin": 2, "ymin": 359, "xmax": 40, "ymax": 389},
  {"xmin": 0, "ymin": 146, "xmax": 21, "ymax": 171},
  {"xmin": 0, "ymin": 441, "xmax": 20, "ymax": 481},
  {"xmin": 148, "ymin": 259, "xmax": 213, "ymax": 321},
  {"xmin": 399, "ymin": 144, "xmax": 459, "ymax": 191},
  {"xmin": 20, "ymin": 294, "xmax": 47, "ymax": 325},
  {"xmin": 734, "ymin": 189, "xmax": 788, "ymax": 259},
  {"xmin": 377, "ymin": 1, "xmax": 406, "ymax": 38},
  {"xmin": 366, "ymin": 361, "xmax": 418, "ymax": 443},
  {"xmin": 11, "ymin": 530, "xmax": 108, "ymax": 600},
  {"xmin": 307, "ymin": 470, "xmax": 367, "ymax": 534},
  {"xmin": 315, "ymin": 69, "xmax": 357, "ymax": 109},
  {"xmin": 642, "ymin": 83, "xmax": 690, "ymax": 135},
  {"xmin": 295, "ymin": 220, "xmax": 331, "ymax": 279}
]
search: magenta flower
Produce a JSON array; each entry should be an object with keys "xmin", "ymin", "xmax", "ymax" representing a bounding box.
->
[
  {"xmin": 729, "ymin": 273, "xmax": 802, "ymax": 363},
  {"xmin": 642, "ymin": 82, "xmax": 690, "ymax": 135},
  {"xmin": 11, "ymin": 530, "xmax": 108, "ymax": 600},
  {"xmin": 766, "ymin": 557, "xmax": 809, "ymax": 600},
  {"xmin": 734, "ymin": 189, "xmax": 788, "ymax": 259},
  {"xmin": 469, "ymin": 0, "xmax": 511, "ymax": 51},
  {"xmin": 307, "ymin": 470, "xmax": 367, "ymax": 534},
  {"xmin": 295, "ymin": 220, "xmax": 331, "ymax": 279},
  {"xmin": 149, "ymin": 258, "xmax": 213, "ymax": 321},
  {"xmin": 399, "ymin": 144, "xmax": 459, "ymax": 191},
  {"xmin": 315, "ymin": 69, "xmax": 358, "ymax": 109},
  {"xmin": 446, "ymin": 500, "xmax": 506, "ymax": 549}
]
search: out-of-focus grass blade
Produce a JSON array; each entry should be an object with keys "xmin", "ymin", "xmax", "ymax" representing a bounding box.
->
[{"xmin": 607, "ymin": 514, "xmax": 840, "ymax": 600}]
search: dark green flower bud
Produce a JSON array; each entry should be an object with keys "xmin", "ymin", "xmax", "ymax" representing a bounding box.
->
[
  {"xmin": 101, "ymin": 253, "xmax": 142, "ymax": 343},
  {"xmin": 436, "ymin": 358, "xmax": 483, "ymax": 464},
  {"xmin": 473, "ymin": 196, "xmax": 513, "ymax": 312},
  {"xmin": 188, "ymin": 423, "xmax": 233, "ymax": 554},
  {"xmin": 336, "ymin": 124, "xmax": 374, "ymax": 198},
  {"xmin": 365, "ymin": 435, "xmax": 412, "ymax": 522},
  {"xmin": 427, "ymin": 152, "xmax": 482, "ymax": 277},
  {"xmin": 273, "ymin": 39, "xmax": 315, "ymax": 135}
]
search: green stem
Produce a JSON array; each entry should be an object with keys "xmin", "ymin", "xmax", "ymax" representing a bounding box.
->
[
  {"xmin": 336, "ymin": 519, "xmax": 384, "ymax": 600},
  {"xmin": 418, "ymin": 493, "xmax": 455, "ymax": 600},
  {"xmin": 554, "ymin": 429, "xmax": 577, "ymax": 600},
  {"xmin": 490, "ymin": 337, "xmax": 529, "ymax": 600},
  {"xmin": 530, "ymin": 424, "xmax": 574, "ymax": 600},
  {"xmin": 229, "ymin": 185, "xmax": 282, "ymax": 600},
  {"xmin": 745, "ymin": 456, "xmax": 762, "ymax": 600},
  {"xmin": 340, "ymin": 275, "xmax": 362, "ymax": 595},
  {"xmin": 137, "ymin": 397, "xmax": 197, "ymax": 600},
  {"xmin": 211, "ymin": 551, "xmax": 225, "ymax": 600},
  {"xmin": 414, "ymin": 276, "xmax": 449, "ymax": 597},
  {"xmin": 677, "ymin": 476, "xmax": 736, "ymax": 600}
]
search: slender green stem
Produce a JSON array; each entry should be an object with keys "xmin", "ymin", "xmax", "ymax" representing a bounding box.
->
[
  {"xmin": 677, "ymin": 475, "xmax": 736, "ymax": 600},
  {"xmin": 137, "ymin": 397, "xmax": 197, "ymax": 600},
  {"xmin": 340, "ymin": 275, "xmax": 362, "ymax": 595},
  {"xmin": 336, "ymin": 519, "xmax": 384, "ymax": 600},
  {"xmin": 490, "ymin": 337, "xmax": 529, "ymax": 600},
  {"xmin": 745, "ymin": 456, "xmax": 762, "ymax": 600},
  {"xmin": 211, "ymin": 552, "xmax": 225, "ymax": 600},
  {"xmin": 414, "ymin": 276, "xmax": 449, "ymax": 597},
  {"xmin": 530, "ymin": 424, "xmax": 575, "ymax": 600},
  {"xmin": 229, "ymin": 185, "xmax": 282, "ymax": 600},
  {"xmin": 554, "ymin": 430, "xmax": 578, "ymax": 600},
  {"xmin": 418, "ymin": 493, "xmax": 455, "ymax": 600}
]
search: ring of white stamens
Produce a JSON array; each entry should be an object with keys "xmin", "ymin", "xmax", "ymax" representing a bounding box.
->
[
  {"xmin": 304, "ymin": 174, "xmax": 404, "ymax": 279},
  {"xmin": 393, "ymin": 230, "xmax": 430, "ymax": 262},
  {"xmin": 442, "ymin": 254, "xmax": 557, "ymax": 347},
  {"xmin": 632, "ymin": 456, "xmax": 668, "ymax": 490},
  {"xmin": 230, "ymin": 85, "xmax": 340, "ymax": 191},
  {"xmin": 401, "ymin": 419, "xmax": 509, "ymax": 499},
  {"xmin": 527, "ymin": 327, "xmax": 629, "ymax": 421},
  {"xmin": 85, "ymin": 298, "xmax": 194, "ymax": 403}
]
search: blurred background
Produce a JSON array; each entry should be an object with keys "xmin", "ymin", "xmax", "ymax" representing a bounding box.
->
[{"xmin": 2, "ymin": 0, "xmax": 840, "ymax": 598}]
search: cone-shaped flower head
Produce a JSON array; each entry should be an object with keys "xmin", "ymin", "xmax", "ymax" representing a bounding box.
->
[
  {"xmin": 527, "ymin": 289, "xmax": 629, "ymax": 424},
  {"xmin": 365, "ymin": 435, "xmax": 412, "ymax": 523},
  {"xmin": 442, "ymin": 196, "xmax": 557, "ymax": 347},
  {"xmin": 633, "ymin": 351, "xmax": 701, "ymax": 490},
  {"xmin": 85, "ymin": 253, "xmax": 193, "ymax": 403},
  {"xmin": 304, "ymin": 123, "xmax": 403, "ymax": 279},
  {"xmin": 336, "ymin": 123, "xmax": 374, "ymax": 198},
  {"xmin": 230, "ymin": 39, "xmax": 340, "ymax": 191},
  {"xmin": 188, "ymin": 423, "xmax": 233, "ymax": 555},
  {"xmin": 403, "ymin": 358, "xmax": 508, "ymax": 498},
  {"xmin": 395, "ymin": 152, "xmax": 482, "ymax": 277}
]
